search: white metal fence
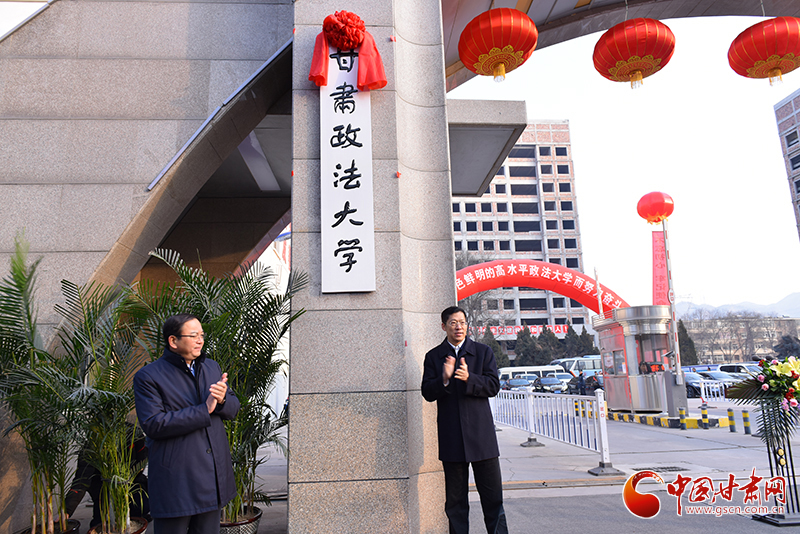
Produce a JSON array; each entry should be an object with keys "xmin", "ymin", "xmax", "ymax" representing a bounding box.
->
[
  {"xmin": 699, "ymin": 380, "xmax": 727, "ymax": 402},
  {"xmin": 490, "ymin": 389, "xmax": 613, "ymax": 469}
]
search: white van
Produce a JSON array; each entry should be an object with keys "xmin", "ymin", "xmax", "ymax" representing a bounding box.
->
[
  {"xmin": 498, "ymin": 365, "xmax": 566, "ymax": 381},
  {"xmin": 549, "ymin": 355, "xmax": 601, "ymax": 377}
]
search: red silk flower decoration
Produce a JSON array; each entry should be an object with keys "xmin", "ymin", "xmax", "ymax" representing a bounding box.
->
[
  {"xmin": 323, "ymin": 11, "xmax": 365, "ymax": 50},
  {"xmin": 308, "ymin": 11, "xmax": 387, "ymax": 91},
  {"xmin": 637, "ymin": 192, "xmax": 674, "ymax": 224}
]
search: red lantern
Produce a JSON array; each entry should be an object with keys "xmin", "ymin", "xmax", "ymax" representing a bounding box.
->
[
  {"xmin": 728, "ymin": 17, "xmax": 800, "ymax": 86},
  {"xmin": 458, "ymin": 8, "xmax": 538, "ymax": 82},
  {"xmin": 637, "ymin": 192, "xmax": 674, "ymax": 224},
  {"xmin": 593, "ymin": 18, "xmax": 676, "ymax": 88}
]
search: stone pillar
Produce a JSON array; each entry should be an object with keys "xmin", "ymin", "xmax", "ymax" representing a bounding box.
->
[{"xmin": 290, "ymin": 1, "xmax": 452, "ymax": 532}]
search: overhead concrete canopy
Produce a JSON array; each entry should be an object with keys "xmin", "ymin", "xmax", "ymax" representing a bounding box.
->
[{"xmin": 444, "ymin": 0, "xmax": 800, "ymax": 91}]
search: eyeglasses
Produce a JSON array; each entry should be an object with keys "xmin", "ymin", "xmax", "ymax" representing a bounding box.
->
[
  {"xmin": 447, "ymin": 321, "xmax": 467, "ymax": 328},
  {"xmin": 175, "ymin": 333, "xmax": 206, "ymax": 341}
]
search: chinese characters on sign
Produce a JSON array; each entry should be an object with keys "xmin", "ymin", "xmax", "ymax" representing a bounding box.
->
[
  {"xmin": 666, "ymin": 469, "xmax": 785, "ymax": 516},
  {"xmin": 475, "ymin": 325, "xmax": 569, "ymax": 337},
  {"xmin": 320, "ymin": 46, "xmax": 376, "ymax": 292},
  {"xmin": 652, "ymin": 231, "xmax": 669, "ymax": 305}
]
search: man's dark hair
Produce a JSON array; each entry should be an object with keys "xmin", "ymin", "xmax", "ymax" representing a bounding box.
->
[
  {"xmin": 163, "ymin": 313, "xmax": 200, "ymax": 346},
  {"xmin": 441, "ymin": 306, "xmax": 467, "ymax": 325}
]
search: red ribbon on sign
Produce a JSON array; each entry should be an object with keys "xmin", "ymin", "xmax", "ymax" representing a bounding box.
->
[{"xmin": 308, "ymin": 11, "xmax": 387, "ymax": 91}]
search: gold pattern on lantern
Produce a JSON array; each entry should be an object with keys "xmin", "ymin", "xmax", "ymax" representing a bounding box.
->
[
  {"xmin": 474, "ymin": 45, "xmax": 524, "ymax": 76},
  {"xmin": 745, "ymin": 54, "xmax": 800, "ymax": 80},
  {"xmin": 607, "ymin": 55, "xmax": 663, "ymax": 82}
]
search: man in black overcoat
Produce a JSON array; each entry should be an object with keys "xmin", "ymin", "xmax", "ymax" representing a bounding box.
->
[{"xmin": 421, "ymin": 306, "xmax": 508, "ymax": 534}]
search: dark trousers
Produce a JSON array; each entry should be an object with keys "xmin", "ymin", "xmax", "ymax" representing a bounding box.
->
[
  {"xmin": 442, "ymin": 457, "xmax": 508, "ymax": 534},
  {"xmin": 153, "ymin": 509, "xmax": 220, "ymax": 534}
]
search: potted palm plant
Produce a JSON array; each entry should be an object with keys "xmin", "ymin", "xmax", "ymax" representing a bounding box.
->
[
  {"xmin": 125, "ymin": 249, "xmax": 306, "ymax": 528},
  {"xmin": 0, "ymin": 238, "xmax": 82, "ymax": 534},
  {"xmin": 0, "ymin": 237, "xmax": 149, "ymax": 534}
]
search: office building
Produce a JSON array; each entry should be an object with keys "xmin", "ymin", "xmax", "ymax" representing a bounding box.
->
[{"xmin": 775, "ymin": 88, "xmax": 800, "ymax": 242}]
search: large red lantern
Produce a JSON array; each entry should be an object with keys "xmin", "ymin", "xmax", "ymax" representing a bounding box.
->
[
  {"xmin": 458, "ymin": 8, "xmax": 538, "ymax": 82},
  {"xmin": 728, "ymin": 17, "xmax": 800, "ymax": 86},
  {"xmin": 637, "ymin": 192, "xmax": 674, "ymax": 224},
  {"xmin": 593, "ymin": 18, "xmax": 676, "ymax": 88}
]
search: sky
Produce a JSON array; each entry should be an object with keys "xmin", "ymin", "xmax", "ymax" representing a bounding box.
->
[
  {"xmin": 1, "ymin": 7, "xmax": 798, "ymax": 308},
  {"xmin": 449, "ymin": 16, "xmax": 800, "ymax": 309}
]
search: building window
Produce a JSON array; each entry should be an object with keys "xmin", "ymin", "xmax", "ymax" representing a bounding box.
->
[
  {"xmin": 564, "ymin": 239, "xmax": 577, "ymax": 249},
  {"xmin": 544, "ymin": 201, "xmax": 556, "ymax": 211},
  {"xmin": 520, "ymin": 298, "xmax": 547, "ymax": 311},
  {"xmin": 496, "ymin": 166, "xmax": 506, "ymax": 176},
  {"xmin": 511, "ymin": 184, "xmax": 537, "ymax": 195},
  {"xmin": 512, "ymin": 203, "xmax": 538, "ymax": 214},
  {"xmin": 482, "ymin": 221, "xmax": 493, "ymax": 232},
  {"xmin": 483, "ymin": 185, "xmax": 491, "ymax": 195},
  {"xmin": 515, "ymin": 240, "xmax": 542, "ymax": 252},
  {"xmin": 499, "ymin": 241, "xmax": 510, "ymax": 250},
  {"xmin": 547, "ymin": 239, "xmax": 559, "ymax": 249},
  {"xmin": 509, "ymin": 145, "xmax": 536, "ymax": 158},
  {"xmin": 795, "ymin": 180, "xmax": 800, "ymax": 195},
  {"xmin": 523, "ymin": 318, "xmax": 548, "ymax": 326},
  {"xmin": 540, "ymin": 165, "xmax": 553, "ymax": 174},
  {"xmin": 467, "ymin": 241, "xmax": 478, "ymax": 251},
  {"xmin": 453, "ymin": 222, "xmax": 461, "ymax": 232},
  {"xmin": 452, "ymin": 202, "xmax": 459, "ymax": 213},
  {"xmin": 570, "ymin": 299, "xmax": 583, "ymax": 308},
  {"xmin": 561, "ymin": 201, "xmax": 574, "ymax": 211},
  {"xmin": 557, "ymin": 165, "xmax": 570, "ymax": 174},
  {"xmin": 562, "ymin": 219, "xmax": 575, "ymax": 230},
  {"xmin": 555, "ymin": 147, "xmax": 568, "ymax": 156},
  {"xmin": 549, "ymin": 258, "xmax": 561, "ymax": 265},
  {"xmin": 487, "ymin": 300, "xmax": 499, "ymax": 310},
  {"xmin": 483, "ymin": 241, "xmax": 495, "ymax": 251},
  {"xmin": 481, "ymin": 202, "xmax": 492, "ymax": 212},
  {"xmin": 503, "ymin": 299, "xmax": 515, "ymax": 310},
  {"xmin": 555, "ymin": 318, "xmax": 567, "ymax": 325},
  {"xmin": 573, "ymin": 317, "xmax": 585, "ymax": 325},
  {"xmin": 514, "ymin": 221, "xmax": 540, "ymax": 232},
  {"xmin": 454, "ymin": 241, "xmax": 462, "ymax": 251},
  {"xmin": 542, "ymin": 183, "xmax": 554, "ymax": 193},
  {"xmin": 465, "ymin": 203, "xmax": 476, "ymax": 212},
  {"xmin": 495, "ymin": 184, "xmax": 506, "ymax": 194},
  {"xmin": 539, "ymin": 146, "xmax": 551, "ymax": 156},
  {"xmin": 545, "ymin": 220, "xmax": 558, "ymax": 230},
  {"xmin": 792, "ymin": 154, "xmax": 800, "ymax": 171},
  {"xmin": 559, "ymin": 183, "xmax": 571, "ymax": 193},
  {"xmin": 787, "ymin": 131, "xmax": 799, "ymax": 148},
  {"xmin": 553, "ymin": 297, "xmax": 565, "ymax": 308},
  {"xmin": 509, "ymin": 166, "xmax": 537, "ymax": 177},
  {"xmin": 496, "ymin": 203, "xmax": 508, "ymax": 212},
  {"xmin": 566, "ymin": 258, "xmax": 579, "ymax": 268},
  {"xmin": 498, "ymin": 221, "xmax": 509, "ymax": 231},
  {"xmin": 466, "ymin": 221, "xmax": 477, "ymax": 232}
]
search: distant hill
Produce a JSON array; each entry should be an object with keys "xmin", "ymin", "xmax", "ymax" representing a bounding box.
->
[{"xmin": 677, "ymin": 293, "xmax": 800, "ymax": 319}]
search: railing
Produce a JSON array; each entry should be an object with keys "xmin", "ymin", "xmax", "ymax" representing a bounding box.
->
[
  {"xmin": 491, "ymin": 389, "xmax": 615, "ymax": 473},
  {"xmin": 699, "ymin": 380, "xmax": 727, "ymax": 402}
]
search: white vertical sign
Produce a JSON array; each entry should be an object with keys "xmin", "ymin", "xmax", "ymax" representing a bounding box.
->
[{"xmin": 320, "ymin": 45, "xmax": 376, "ymax": 293}]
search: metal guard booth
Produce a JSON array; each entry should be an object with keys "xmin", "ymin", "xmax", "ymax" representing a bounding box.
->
[{"xmin": 592, "ymin": 305, "xmax": 685, "ymax": 415}]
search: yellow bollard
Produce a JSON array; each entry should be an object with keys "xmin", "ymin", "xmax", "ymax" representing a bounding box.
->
[
  {"xmin": 701, "ymin": 404, "xmax": 709, "ymax": 430},
  {"xmin": 679, "ymin": 407, "xmax": 687, "ymax": 430}
]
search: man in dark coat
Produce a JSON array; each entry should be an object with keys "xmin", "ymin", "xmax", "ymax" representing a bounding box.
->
[
  {"xmin": 134, "ymin": 314, "xmax": 240, "ymax": 534},
  {"xmin": 421, "ymin": 306, "xmax": 508, "ymax": 534}
]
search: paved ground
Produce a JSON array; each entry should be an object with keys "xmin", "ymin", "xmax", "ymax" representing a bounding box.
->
[{"xmin": 69, "ymin": 398, "xmax": 796, "ymax": 533}]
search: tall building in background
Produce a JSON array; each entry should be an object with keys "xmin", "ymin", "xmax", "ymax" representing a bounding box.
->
[
  {"xmin": 775, "ymin": 88, "xmax": 800, "ymax": 242},
  {"xmin": 451, "ymin": 121, "xmax": 591, "ymax": 354}
]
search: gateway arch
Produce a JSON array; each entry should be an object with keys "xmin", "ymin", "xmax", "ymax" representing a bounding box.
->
[{"xmin": 1, "ymin": 1, "xmax": 798, "ymax": 532}]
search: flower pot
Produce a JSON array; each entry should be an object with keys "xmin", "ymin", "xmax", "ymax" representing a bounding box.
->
[
  {"xmin": 220, "ymin": 506, "xmax": 263, "ymax": 534},
  {"xmin": 14, "ymin": 519, "xmax": 81, "ymax": 534},
  {"xmin": 86, "ymin": 517, "xmax": 148, "ymax": 534}
]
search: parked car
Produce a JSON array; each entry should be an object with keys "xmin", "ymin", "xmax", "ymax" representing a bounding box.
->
[
  {"xmin": 567, "ymin": 374, "xmax": 603, "ymax": 395},
  {"xmin": 684, "ymin": 372, "xmax": 705, "ymax": 398},
  {"xmin": 547, "ymin": 372, "xmax": 573, "ymax": 389},
  {"xmin": 503, "ymin": 378, "xmax": 532, "ymax": 391},
  {"xmin": 532, "ymin": 376, "xmax": 566, "ymax": 393},
  {"xmin": 698, "ymin": 370, "xmax": 739, "ymax": 386},
  {"xmin": 718, "ymin": 363, "xmax": 760, "ymax": 376}
]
